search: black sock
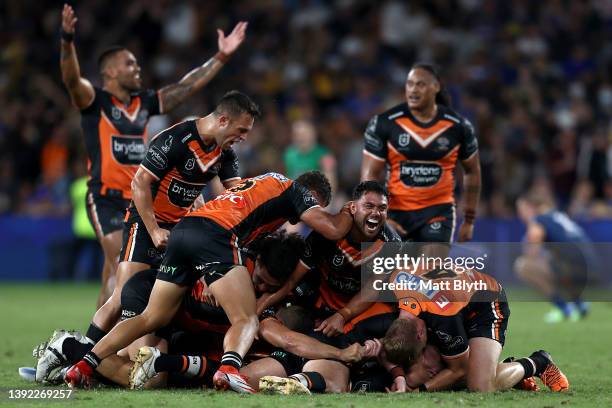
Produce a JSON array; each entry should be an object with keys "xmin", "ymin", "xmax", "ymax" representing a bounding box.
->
[
  {"xmin": 62, "ymin": 338, "xmax": 94, "ymax": 363},
  {"xmin": 528, "ymin": 351, "xmax": 551, "ymax": 377},
  {"xmin": 290, "ymin": 372, "xmax": 326, "ymax": 393},
  {"xmin": 167, "ymin": 359, "xmax": 219, "ymax": 388},
  {"xmin": 220, "ymin": 351, "xmax": 242, "ymax": 369},
  {"xmin": 82, "ymin": 351, "xmax": 101, "ymax": 370},
  {"xmin": 85, "ymin": 323, "xmax": 107, "ymax": 344},
  {"xmin": 515, "ymin": 358, "xmax": 536, "ymax": 379},
  {"xmin": 154, "ymin": 354, "xmax": 209, "ymax": 378}
]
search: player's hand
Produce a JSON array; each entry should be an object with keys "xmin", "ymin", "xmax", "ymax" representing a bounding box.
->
[
  {"xmin": 62, "ymin": 4, "xmax": 77, "ymax": 34},
  {"xmin": 217, "ymin": 21, "xmax": 247, "ymax": 56},
  {"xmin": 339, "ymin": 343, "xmax": 364, "ymax": 364},
  {"xmin": 457, "ymin": 222, "xmax": 474, "ymax": 242},
  {"xmin": 314, "ymin": 312, "xmax": 345, "ymax": 337},
  {"xmin": 386, "ymin": 375, "xmax": 408, "ymax": 393},
  {"xmin": 362, "ymin": 338, "xmax": 383, "ymax": 359},
  {"xmin": 386, "ymin": 219, "xmax": 407, "ymax": 237},
  {"xmin": 151, "ymin": 227, "xmax": 170, "ymax": 249}
]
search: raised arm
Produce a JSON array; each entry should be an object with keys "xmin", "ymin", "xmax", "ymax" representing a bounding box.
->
[
  {"xmin": 59, "ymin": 4, "xmax": 94, "ymax": 109},
  {"xmin": 457, "ymin": 152, "xmax": 481, "ymax": 242},
  {"xmin": 158, "ymin": 22, "xmax": 247, "ymax": 113}
]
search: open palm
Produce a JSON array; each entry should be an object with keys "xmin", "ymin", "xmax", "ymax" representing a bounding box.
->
[{"xmin": 217, "ymin": 21, "xmax": 248, "ymax": 55}]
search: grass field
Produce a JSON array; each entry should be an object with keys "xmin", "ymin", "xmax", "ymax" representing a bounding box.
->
[{"xmin": 1, "ymin": 283, "xmax": 611, "ymax": 407}]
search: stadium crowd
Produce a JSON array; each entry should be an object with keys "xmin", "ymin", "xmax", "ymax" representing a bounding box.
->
[{"xmin": 1, "ymin": 0, "xmax": 611, "ymax": 218}]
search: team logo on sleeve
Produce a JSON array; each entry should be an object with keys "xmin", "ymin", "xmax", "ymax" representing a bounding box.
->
[
  {"xmin": 147, "ymin": 146, "xmax": 168, "ymax": 169},
  {"xmin": 112, "ymin": 135, "xmax": 146, "ymax": 165},
  {"xmin": 161, "ymin": 135, "xmax": 173, "ymax": 153}
]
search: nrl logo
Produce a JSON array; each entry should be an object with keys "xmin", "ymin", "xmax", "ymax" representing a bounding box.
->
[
  {"xmin": 111, "ymin": 107, "xmax": 121, "ymax": 121},
  {"xmin": 398, "ymin": 133, "xmax": 410, "ymax": 147},
  {"xmin": 332, "ymin": 254, "xmax": 345, "ymax": 267},
  {"xmin": 161, "ymin": 135, "xmax": 173, "ymax": 153}
]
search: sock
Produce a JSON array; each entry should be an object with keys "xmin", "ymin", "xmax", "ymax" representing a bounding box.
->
[
  {"xmin": 528, "ymin": 351, "xmax": 551, "ymax": 377},
  {"xmin": 515, "ymin": 358, "xmax": 536, "ymax": 379},
  {"xmin": 220, "ymin": 351, "xmax": 242, "ymax": 369},
  {"xmin": 290, "ymin": 372, "xmax": 326, "ymax": 393},
  {"xmin": 85, "ymin": 323, "xmax": 107, "ymax": 344},
  {"xmin": 573, "ymin": 298, "xmax": 589, "ymax": 316},
  {"xmin": 167, "ymin": 359, "xmax": 220, "ymax": 388},
  {"xmin": 551, "ymin": 294, "xmax": 571, "ymax": 317},
  {"xmin": 82, "ymin": 351, "xmax": 101, "ymax": 370},
  {"xmin": 154, "ymin": 354, "xmax": 208, "ymax": 378},
  {"xmin": 62, "ymin": 338, "xmax": 94, "ymax": 363}
]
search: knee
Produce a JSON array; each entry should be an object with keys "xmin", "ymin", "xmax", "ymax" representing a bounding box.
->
[
  {"xmin": 468, "ymin": 377, "xmax": 496, "ymax": 393},
  {"xmin": 140, "ymin": 310, "xmax": 172, "ymax": 331}
]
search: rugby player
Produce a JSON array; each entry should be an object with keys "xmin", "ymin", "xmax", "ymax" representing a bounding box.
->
[
  {"xmin": 256, "ymin": 180, "xmax": 400, "ymax": 336},
  {"xmin": 361, "ymin": 63, "xmax": 480, "ymax": 251},
  {"xmin": 59, "ymin": 4, "xmax": 248, "ymax": 306},
  {"xmin": 65, "ymin": 171, "xmax": 353, "ymax": 391},
  {"xmin": 378, "ymin": 266, "xmax": 569, "ymax": 392},
  {"xmin": 35, "ymin": 91, "xmax": 257, "ymax": 383},
  {"xmin": 515, "ymin": 192, "xmax": 592, "ymax": 322}
]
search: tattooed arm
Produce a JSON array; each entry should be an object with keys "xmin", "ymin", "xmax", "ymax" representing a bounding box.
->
[
  {"xmin": 158, "ymin": 21, "xmax": 247, "ymax": 113},
  {"xmin": 457, "ymin": 152, "xmax": 481, "ymax": 242},
  {"xmin": 59, "ymin": 4, "xmax": 95, "ymax": 109}
]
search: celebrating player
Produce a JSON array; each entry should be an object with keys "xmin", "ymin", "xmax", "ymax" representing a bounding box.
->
[
  {"xmin": 59, "ymin": 4, "xmax": 248, "ymax": 306},
  {"xmin": 65, "ymin": 171, "xmax": 353, "ymax": 392},
  {"xmin": 35, "ymin": 91, "xmax": 256, "ymax": 383},
  {"xmin": 361, "ymin": 63, "xmax": 480, "ymax": 249}
]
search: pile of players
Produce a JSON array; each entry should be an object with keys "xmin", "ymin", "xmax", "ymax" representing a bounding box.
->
[{"xmin": 30, "ymin": 5, "xmax": 570, "ymax": 395}]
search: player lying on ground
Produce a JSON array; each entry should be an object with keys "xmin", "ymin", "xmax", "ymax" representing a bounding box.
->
[
  {"xmin": 376, "ymin": 266, "xmax": 569, "ymax": 392},
  {"xmin": 65, "ymin": 172, "xmax": 353, "ymax": 391},
  {"xmin": 34, "ymin": 231, "xmax": 304, "ymax": 387}
]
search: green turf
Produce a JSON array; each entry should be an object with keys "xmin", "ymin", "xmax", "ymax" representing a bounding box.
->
[{"xmin": 1, "ymin": 283, "xmax": 611, "ymax": 407}]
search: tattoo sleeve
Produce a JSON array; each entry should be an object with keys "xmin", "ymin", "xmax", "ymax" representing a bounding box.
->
[{"xmin": 158, "ymin": 57, "xmax": 225, "ymax": 113}]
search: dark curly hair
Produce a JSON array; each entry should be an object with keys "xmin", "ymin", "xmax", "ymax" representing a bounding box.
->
[
  {"xmin": 352, "ymin": 180, "xmax": 388, "ymax": 201},
  {"xmin": 251, "ymin": 231, "xmax": 305, "ymax": 282},
  {"xmin": 295, "ymin": 170, "xmax": 332, "ymax": 207}
]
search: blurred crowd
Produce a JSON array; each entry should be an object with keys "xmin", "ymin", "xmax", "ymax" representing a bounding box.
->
[{"xmin": 2, "ymin": 0, "xmax": 612, "ymax": 219}]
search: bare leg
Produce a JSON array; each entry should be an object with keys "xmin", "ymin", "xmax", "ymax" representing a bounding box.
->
[
  {"xmin": 466, "ymin": 337, "xmax": 502, "ymax": 392},
  {"xmin": 209, "ymin": 266, "xmax": 258, "ymax": 358},
  {"xmin": 302, "ymin": 360, "xmax": 349, "ymax": 393},
  {"xmin": 494, "ymin": 362, "xmax": 526, "ymax": 390},
  {"xmin": 92, "ymin": 280, "xmax": 186, "ymax": 360},
  {"xmin": 241, "ymin": 358, "xmax": 286, "ymax": 390},
  {"xmin": 97, "ymin": 230, "xmax": 122, "ymax": 308},
  {"xmin": 93, "ymin": 261, "xmax": 150, "ymax": 330}
]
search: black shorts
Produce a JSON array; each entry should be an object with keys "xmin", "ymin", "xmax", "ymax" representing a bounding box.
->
[
  {"xmin": 120, "ymin": 269, "xmax": 157, "ymax": 321},
  {"xmin": 350, "ymin": 361, "xmax": 392, "ymax": 393},
  {"xmin": 119, "ymin": 212, "xmax": 173, "ymax": 267},
  {"xmin": 157, "ymin": 217, "xmax": 243, "ymax": 287},
  {"xmin": 268, "ymin": 350, "xmax": 307, "ymax": 376},
  {"xmin": 86, "ymin": 191, "xmax": 129, "ymax": 237},
  {"xmin": 389, "ymin": 203, "xmax": 456, "ymax": 243},
  {"xmin": 464, "ymin": 287, "xmax": 510, "ymax": 346},
  {"xmin": 119, "ymin": 268, "xmax": 177, "ymax": 339}
]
